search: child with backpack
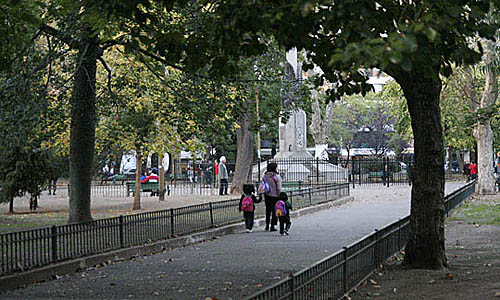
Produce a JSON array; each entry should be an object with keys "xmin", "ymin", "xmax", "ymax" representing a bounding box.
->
[
  {"xmin": 275, "ymin": 192, "xmax": 292, "ymax": 235},
  {"xmin": 239, "ymin": 184, "xmax": 259, "ymax": 233}
]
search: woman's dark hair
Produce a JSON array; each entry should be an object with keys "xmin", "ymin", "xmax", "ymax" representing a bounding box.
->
[
  {"xmin": 267, "ymin": 162, "xmax": 278, "ymax": 173},
  {"xmin": 279, "ymin": 192, "xmax": 288, "ymax": 201}
]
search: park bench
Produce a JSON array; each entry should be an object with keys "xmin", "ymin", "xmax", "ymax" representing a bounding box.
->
[
  {"xmin": 368, "ymin": 171, "xmax": 391, "ymax": 182},
  {"xmin": 126, "ymin": 181, "xmax": 160, "ymax": 196},
  {"xmin": 99, "ymin": 174, "xmax": 128, "ymax": 185}
]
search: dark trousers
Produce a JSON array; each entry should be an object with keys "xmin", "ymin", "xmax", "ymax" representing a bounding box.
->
[
  {"xmin": 243, "ymin": 211, "xmax": 254, "ymax": 230},
  {"xmin": 279, "ymin": 215, "xmax": 291, "ymax": 234},
  {"xmin": 219, "ymin": 179, "xmax": 228, "ymax": 195},
  {"xmin": 265, "ymin": 195, "xmax": 278, "ymax": 228}
]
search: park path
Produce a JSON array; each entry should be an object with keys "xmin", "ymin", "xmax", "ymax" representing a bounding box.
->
[{"xmin": 0, "ymin": 182, "xmax": 465, "ymax": 300}]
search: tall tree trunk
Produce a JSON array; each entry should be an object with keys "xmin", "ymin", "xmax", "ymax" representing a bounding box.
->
[
  {"xmin": 68, "ymin": 33, "xmax": 98, "ymax": 224},
  {"xmin": 310, "ymin": 91, "xmax": 334, "ymax": 160},
  {"xmin": 474, "ymin": 39, "xmax": 498, "ymax": 195},
  {"xmin": 134, "ymin": 151, "xmax": 142, "ymax": 210},
  {"xmin": 231, "ymin": 98, "xmax": 254, "ymax": 195},
  {"xmin": 475, "ymin": 122, "xmax": 496, "ymax": 194},
  {"xmin": 395, "ymin": 71, "xmax": 447, "ymax": 269},
  {"xmin": 8, "ymin": 196, "xmax": 14, "ymax": 213}
]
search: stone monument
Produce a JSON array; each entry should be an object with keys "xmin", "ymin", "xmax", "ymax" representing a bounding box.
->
[
  {"xmin": 275, "ymin": 48, "xmax": 313, "ymax": 159},
  {"xmin": 253, "ymin": 48, "xmax": 348, "ymax": 183}
]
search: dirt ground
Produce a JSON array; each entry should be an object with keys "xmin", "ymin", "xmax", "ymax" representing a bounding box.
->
[{"xmin": 348, "ymin": 196, "xmax": 500, "ymax": 300}]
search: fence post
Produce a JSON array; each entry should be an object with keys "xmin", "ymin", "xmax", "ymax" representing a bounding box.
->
[
  {"xmin": 385, "ymin": 158, "xmax": 390, "ymax": 188},
  {"xmin": 342, "ymin": 247, "xmax": 348, "ymax": 295},
  {"xmin": 289, "ymin": 274, "xmax": 295, "ymax": 300},
  {"xmin": 398, "ymin": 219, "xmax": 402, "ymax": 250},
  {"xmin": 209, "ymin": 202, "xmax": 214, "ymax": 227},
  {"xmin": 316, "ymin": 157, "xmax": 320, "ymax": 183},
  {"xmin": 351, "ymin": 159, "xmax": 355, "ymax": 189},
  {"xmin": 119, "ymin": 215, "xmax": 124, "ymax": 248},
  {"xmin": 309, "ymin": 188, "xmax": 312, "ymax": 206},
  {"xmin": 67, "ymin": 184, "xmax": 71, "ymax": 198},
  {"xmin": 51, "ymin": 225, "xmax": 58, "ymax": 263},
  {"xmin": 170, "ymin": 208, "xmax": 175, "ymax": 237},
  {"xmin": 358, "ymin": 159, "xmax": 361, "ymax": 186},
  {"xmin": 374, "ymin": 229, "xmax": 379, "ymax": 268}
]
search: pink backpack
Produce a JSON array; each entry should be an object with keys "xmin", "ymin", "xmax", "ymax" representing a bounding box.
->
[
  {"xmin": 275, "ymin": 200, "xmax": 287, "ymax": 217},
  {"xmin": 241, "ymin": 195, "xmax": 254, "ymax": 212}
]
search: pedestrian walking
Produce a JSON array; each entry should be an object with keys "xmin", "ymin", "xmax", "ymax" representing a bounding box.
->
[
  {"xmin": 239, "ymin": 184, "xmax": 259, "ymax": 233},
  {"xmin": 259, "ymin": 162, "xmax": 282, "ymax": 231},
  {"xmin": 463, "ymin": 163, "xmax": 471, "ymax": 181},
  {"xmin": 469, "ymin": 162, "xmax": 478, "ymax": 180},
  {"xmin": 275, "ymin": 192, "xmax": 292, "ymax": 235},
  {"xmin": 48, "ymin": 162, "xmax": 59, "ymax": 195},
  {"xmin": 218, "ymin": 156, "xmax": 229, "ymax": 195}
]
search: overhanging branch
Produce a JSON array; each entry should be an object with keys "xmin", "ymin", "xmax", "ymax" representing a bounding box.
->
[{"xmin": 39, "ymin": 24, "xmax": 79, "ymax": 49}]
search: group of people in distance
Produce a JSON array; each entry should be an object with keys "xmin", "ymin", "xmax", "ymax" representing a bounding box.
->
[{"xmin": 238, "ymin": 162, "xmax": 292, "ymax": 235}]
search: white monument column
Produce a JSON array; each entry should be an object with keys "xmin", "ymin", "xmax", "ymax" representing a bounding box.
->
[{"xmin": 275, "ymin": 48, "xmax": 312, "ymax": 159}]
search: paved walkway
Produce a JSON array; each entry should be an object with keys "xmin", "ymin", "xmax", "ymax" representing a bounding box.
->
[{"xmin": 1, "ymin": 183, "xmax": 465, "ymax": 300}]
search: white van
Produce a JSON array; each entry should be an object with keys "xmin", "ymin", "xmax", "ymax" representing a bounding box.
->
[{"xmin": 119, "ymin": 151, "xmax": 171, "ymax": 176}]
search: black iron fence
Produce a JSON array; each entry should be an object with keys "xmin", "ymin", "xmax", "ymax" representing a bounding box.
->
[
  {"xmin": 0, "ymin": 183, "xmax": 349, "ymax": 277},
  {"xmin": 246, "ymin": 180, "xmax": 476, "ymax": 300},
  {"xmin": 252, "ymin": 157, "xmax": 413, "ymax": 187},
  {"xmin": 53, "ymin": 157, "xmax": 410, "ymax": 200}
]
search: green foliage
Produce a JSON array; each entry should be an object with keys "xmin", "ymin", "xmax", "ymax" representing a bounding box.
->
[
  {"xmin": 0, "ymin": 49, "xmax": 55, "ymax": 204},
  {"xmin": 364, "ymin": 159, "xmax": 401, "ymax": 173}
]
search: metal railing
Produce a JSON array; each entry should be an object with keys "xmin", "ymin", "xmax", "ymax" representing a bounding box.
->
[
  {"xmin": 0, "ymin": 183, "xmax": 349, "ymax": 277},
  {"xmin": 246, "ymin": 180, "xmax": 476, "ymax": 300},
  {"xmin": 253, "ymin": 157, "xmax": 414, "ymax": 187}
]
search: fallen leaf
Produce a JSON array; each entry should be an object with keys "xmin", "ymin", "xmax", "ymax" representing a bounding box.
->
[
  {"xmin": 495, "ymin": 292, "xmax": 500, "ymax": 297},
  {"xmin": 369, "ymin": 279, "xmax": 378, "ymax": 285},
  {"xmin": 445, "ymin": 273, "xmax": 454, "ymax": 280},
  {"xmin": 427, "ymin": 280, "xmax": 436, "ymax": 284}
]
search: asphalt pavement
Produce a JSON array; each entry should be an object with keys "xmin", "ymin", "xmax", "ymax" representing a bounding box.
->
[{"xmin": 0, "ymin": 182, "xmax": 465, "ymax": 300}]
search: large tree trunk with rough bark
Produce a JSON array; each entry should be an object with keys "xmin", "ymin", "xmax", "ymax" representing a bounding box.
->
[
  {"xmin": 231, "ymin": 99, "xmax": 254, "ymax": 195},
  {"xmin": 395, "ymin": 71, "xmax": 447, "ymax": 269},
  {"xmin": 468, "ymin": 39, "xmax": 498, "ymax": 195},
  {"xmin": 68, "ymin": 34, "xmax": 98, "ymax": 224},
  {"xmin": 475, "ymin": 122, "xmax": 496, "ymax": 194},
  {"xmin": 310, "ymin": 91, "xmax": 334, "ymax": 159}
]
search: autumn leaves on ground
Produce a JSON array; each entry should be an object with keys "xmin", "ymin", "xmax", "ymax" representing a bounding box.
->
[{"xmin": 349, "ymin": 196, "xmax": 500, "ymax": 300}]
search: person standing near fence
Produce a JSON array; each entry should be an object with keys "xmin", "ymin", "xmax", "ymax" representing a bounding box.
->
[
  {"xmin": 469, "ymin": 162, "xmax": 478, "ymax": 180},
  {"xmin": 218, "ymin": 156, "xmax": 228, "ymax": 195},
  {"xmin": 48, "ymin": 162, "xmax": 59, "ymax": 195},
  {"xmin": 261, "ymin": 162, "xmax": 282, "ymax": 231},
  {"xmin": 214, "ymin": 159, "xmax": 219, "ymax": 188}
]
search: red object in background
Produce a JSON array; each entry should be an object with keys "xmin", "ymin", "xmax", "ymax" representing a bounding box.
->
[
  {"xmin": 469, "ymin": 163, "xmax": 478, "ymax": 175},
  {"xmin": 214, "ymin": 162, "xmax": 219, "ymax": 175},
  {"xmin": 141, "ymin": 175, "xmax": 159, "ymax": 183}
]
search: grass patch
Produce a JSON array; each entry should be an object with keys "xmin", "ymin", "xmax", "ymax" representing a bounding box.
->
[{"xmin": 449, "ymin": 203, "xmax": 500, "ymax": 226}]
